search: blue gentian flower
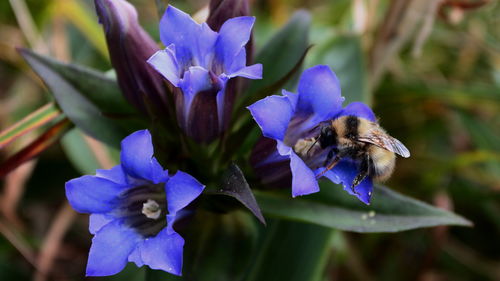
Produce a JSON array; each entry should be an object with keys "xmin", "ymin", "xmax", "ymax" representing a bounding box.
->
[
  {"xmin": 148, "ymin": 5, "xmax": 262, "ymax": 143},
  {"xmin": 65, "ymin": 130, "xmax": 204, "ymax": 276},
  {"xmin": 248, "ymin": 65, "xmax": 377, "ymax": 204}
]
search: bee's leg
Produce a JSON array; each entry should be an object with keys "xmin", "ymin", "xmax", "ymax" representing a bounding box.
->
[
  {"xmin": 323, "ymin": 148, "xmax": 339, "ymax": 167},
  {"xmin": 351, "ymin": 156, "xmax": 370, "ymax": 195},
  {"xmin": 317, "ymin": 148, "xmax": 343, "ymax": 178}
]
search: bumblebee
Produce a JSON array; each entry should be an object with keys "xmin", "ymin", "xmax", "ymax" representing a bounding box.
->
[{"xmin": 294, "ymin": 115, "xmax": 410, "ymax": 194}]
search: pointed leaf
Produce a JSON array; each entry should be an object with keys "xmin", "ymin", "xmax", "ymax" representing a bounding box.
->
[
  {"xmin": 255, "ymin": 183, "xmax": 472, "ymax": 233},
  {"xmin": 213, "ymin": 164, "xmax": 266, "ymax": 225},
  {"xmin": 20, "ymin": 49, "xmax": 135, "ymax": 146}
]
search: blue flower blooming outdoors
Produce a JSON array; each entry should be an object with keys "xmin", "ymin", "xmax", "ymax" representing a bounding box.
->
[
  {"xmin": 148, "ymin": 5, "xmax": 263, "ymax": 143},
  {"xmin": 248, "ymin": 65, "xmax": 378, "ymax": 204},
  {"xmin": 65, "ymin": 130, "xmax": 204, "ymax": 276}
]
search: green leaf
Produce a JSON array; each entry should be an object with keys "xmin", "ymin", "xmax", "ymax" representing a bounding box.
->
[
  {"xmin": 246, "ymin": 220, "xmax": 334, "ymax": 281},
  {"xmin": 20, "ymin": 49, "xmax": 134, "ymax": 114},
  {"xmin": 255, "ymin": 183, "xmax": 472, "ymax": 233},
  {"xmin": 149, "ymin": 210, "xmax": 258, "ymax": 281},
  {"xmin": 208, "ymin": 163, "xmax": 266, "ymax": 225},
  {"xmin": 20, "ymin": 49, "xmax": 134, "ymax": 147},
  {"xmin": 60, "ymin": 128, "xmax": 118, "ymax": 175},
  {"xmin": 240, "ymin": 10, "xmax": 311, "ymax": 107},
  {"xmin": 307, "ymin": 35, "xmax": 369, "ymax": 104}
]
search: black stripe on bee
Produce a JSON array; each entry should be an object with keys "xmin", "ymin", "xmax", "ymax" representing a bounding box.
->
[{"xmin": 344, "ymin": 116, "xmax": 359, "ymax": 139}]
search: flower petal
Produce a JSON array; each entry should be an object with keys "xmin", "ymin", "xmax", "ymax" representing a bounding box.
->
[
  {"xmin": 138, "ymin": 228, "xmax": 185, "ymax": 276},
  {"xmin": 120, "ymin": 130, "xmax": 165, "ymax": 182},
  {"xmin": 159, "ymin": 6, "xmax": 199, "ymax": 67},
  {"xmin": 166, "ymin": 170, "xmax": 205, "ymax": 216},
  {"xmin": 86, "ymin": 220, "xmax": 141, "ymax": 276},
  {"xmin": 95, "ymin": 165, "xmax": 127, "ymax": 185},
  {"xmin": 336, "ymin": 101, "xmax": 376, "ymax": 122},
  {"xmin": 296, "ymin": 65, "xmax": 344, "ymax": 121},
  {"xmin": 275, "ymin": 141, "xmax": 319, "ymax": 197},
  {"xmin": 248, "ymin": 95, "xmax": 293, "ymax": 141},
  {"xmin": 89, "ymin": 214, "xmax": 114, "ymax": 235},
  {"xmin": 289, "ymin": 150, "xmax": 320, "ymax": 197},
  {"xmin": 228, "ymin": 63, "xmax": 262, "ymax": 79},
  {"xmin": 127, "ymin": 246, "xmax": 144, "ymax": 267},
  {"xmin": 215, "ymin": 16, "xmax": 255, "ymax": 71},
  {"xmin": 178, "ymin": 67, "xmax": 223, "ymax": 143},
  {"xmin": 324, "ymin": 160, "xmax": 373, "ymax": 204},
  {"xmin": 179, "ymin": 67, "xmax": 213, "ymax": 121},
  {"xmin": 160, "ymin": 6, "xmax": 217, "ymax": 69},
  {"xmin": 147, "ymin": 45, "xmax": 180, "ymax": 86},
  {"xmin": 282, "ymin": 90, "xmax": 298, "ymax": 111},
  {"xmin": 65, "ymin": 176, "xmax": 126, "ymax": 213}
]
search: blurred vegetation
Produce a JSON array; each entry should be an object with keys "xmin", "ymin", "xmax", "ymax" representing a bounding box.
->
[{"xmin": 0, "ymin": 0, "xmax": 499, "ymax": 280}]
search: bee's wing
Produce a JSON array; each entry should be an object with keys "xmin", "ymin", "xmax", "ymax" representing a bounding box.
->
[{"xmin": 358, "ymin": 128, "xmax": 411, "ymax": 158}]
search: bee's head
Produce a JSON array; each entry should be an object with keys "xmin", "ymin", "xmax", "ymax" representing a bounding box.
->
[{"xmin": 318, "ymin": 123, "xmax": 337, "ymax": 149}]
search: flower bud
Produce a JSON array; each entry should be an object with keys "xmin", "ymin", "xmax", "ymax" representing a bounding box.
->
[{"xmin": 95, "ymin": 0, "xmax": 170, "ymax": 116}]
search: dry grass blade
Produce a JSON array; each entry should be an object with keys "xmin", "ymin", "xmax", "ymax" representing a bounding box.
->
[
  {"xmin": 0, "ymin": 218, "xmax": 37, "ymax": 267},
  {"xmin": 0, "ymin": 118, "xmax": 72, "ymax": 178},
  {"xmin": 0, "ymin": 160, "xmax": 36, "ymax": 229},
  {"xmin": 8, "ymin": 0, "xmax": 49, "ymax": 53},
  {"xmin": 0, "ymin": 103, "xmax": 62, "ymax": 149},
  {"xmin": 33, "ymin": 203, "xmax": 76, "ymax": 281}
]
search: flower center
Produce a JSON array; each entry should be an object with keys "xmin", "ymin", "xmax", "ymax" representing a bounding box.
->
[{"xmin": 120, "ymin": 183, "xmax": 167, "ymax": 237}]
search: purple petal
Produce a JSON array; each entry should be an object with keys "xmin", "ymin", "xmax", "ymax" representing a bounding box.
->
[
  {"xmin": 228, "ymin": 63, "xmax": 262, "ymax": 79},
  {"xmin": 89, "ymin": 214, "xmax": 114, "ymax": 235},
  {"xmin": 322, "ymin": 160, "xmax": 373, "ymax": 204},
  {"xmin": 95, "ymin": 165, "xmax": 127, "ymax": 185},
  {"xmin": 289, "ymin": 151, "xmax": 320, "ymax": 197},
  {"xmin": 138, "ymin": 228, "xmax": 184, "ymax": 276},
  {"xmin": 296, "ymin": 65, "xmax": 344, "ymax": 121},
  {"xmin": 148, "ymin": 45, "xmax": 180, "ymax": 86},
  {"xmin": 248, "ymin": 95, "xmax": 293, "ymax": 141},
  {"xmin": 120, "ymin": 130, "xmax": 167, "ymax": 182},
  {"xmin": 282, "ymin": 90, "xmax": 298, "ymax": 111},
  {"xmin": 215, "ymin": 16, "xmax": 255, "ymax": 71},
  {"xmin": 86, "ymin": 220, "xmax": 141, "ymax": 276},
  {"xmin": 336, "ymin": 102, "xmax": 376, "ymax": 122},
  {"xmin": 166, "ymin": 171, "xmax": 205, "ymax": 217},
  {"xmin": 160, "ymin": 6, "xmax": 217, "ymax": 69},
  {"xmin": 178, "ymin": 67, "xmax": 213, "ymax": 125},
  {"xmin": 127, "ymin": 246, "xmax": 144, "ymax": 267},
  {"xmin": 65, "ymin": 176, "xmax": 126, "ymax": 213},
  {"xmin": 276, "ymin": 141, "xmax": 320, "ymax": 197},
  {"xmin": 177, "ymin": 67, "xmax": 223, "ymax": 143}
]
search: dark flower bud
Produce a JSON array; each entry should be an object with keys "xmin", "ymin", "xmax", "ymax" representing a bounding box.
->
[{"xmin": 95, "ymin": 0, "xmax": 170, "ymax": 116}]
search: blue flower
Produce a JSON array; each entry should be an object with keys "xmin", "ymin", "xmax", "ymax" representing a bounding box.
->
[
  {"xmin": 248, "ymin": 65, "xmax": 376, "ymax": 204},
  {"xmin": 65, "ymin": 130, "xmax": 204, "ymax": 276},
  {"xmin": 148, "ymin": 5, "xmax": 262, "ymax": 143}
]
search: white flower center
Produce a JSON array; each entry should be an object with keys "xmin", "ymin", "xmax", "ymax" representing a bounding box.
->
[{"xmin": 142, "ymin": 199, "xmax": 161, "ymax": 220}]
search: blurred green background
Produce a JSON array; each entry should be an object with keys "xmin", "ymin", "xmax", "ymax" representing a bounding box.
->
[{"xmin": 0, "ymin": 0, "xmax": 499, "ymax": 280}]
